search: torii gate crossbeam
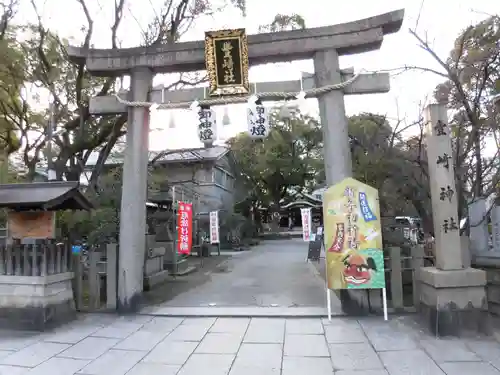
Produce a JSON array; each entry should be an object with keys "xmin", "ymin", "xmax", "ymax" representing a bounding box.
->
[{"xmin": 68, "ymin": 10, "xmax": 403, "ymax": 76}]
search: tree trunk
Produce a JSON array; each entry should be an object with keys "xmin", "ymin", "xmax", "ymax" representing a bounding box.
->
[
  {"xmin": 267, "ymin": 203, "xmax": 281, "ymax": 232},
  {"xmin": 0, "ymin": 152, "xmax": 7, "ymax": 184},
  {"xmin": 26, "ymin": 162, "xmax": 37, "ymax": 182},
  {"xmin": 473, "ymin": 127, "xmax": 483, "ymax": 196},
  {"xmin": 64, "ymin": 168, "xmax": 81, "ymax": 182},
  {"xmin": 412, "ymin": 199, "xmax": 434, "ymax": 236},
  {"xmin": 253, "ymin": 206, "xmax": 262, "ymax": 235}
]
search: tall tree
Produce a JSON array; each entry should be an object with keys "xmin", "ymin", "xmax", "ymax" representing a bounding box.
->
[
  {"xmin": 9, "ymin": 0, "xmax": 213, "ymax": 184},
  {"xmin": 228, "ymin": 110, "xmax": 323, "ymax": 227},
  {"xmin": 349, "ymin": 113, "xmax": 418, "ymax": 216},
  {"xmin": 360, "ymin": 16, "xmax": 500, "ymax": 234},
  {"xmin": 404, "ymin": 15, "xmax": 500, "ymax": 232},
  {"xmin": 0, "ymin": 0, "xmax": 22, "ymax": 182},
  {"xmin": 229, "ymin": 111, "xmax": 421, "ymax": 222},
  {"xmin": 2, "ymin": 0, "xmax": 307, "ymax": 188},
  {"xmin": 348, "ymin": 113, "xmax": 430, "ymax": 228}
]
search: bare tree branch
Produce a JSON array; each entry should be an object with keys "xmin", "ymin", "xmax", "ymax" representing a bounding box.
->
[
  {"xmin": 0, "ymin": 0, "xmax": 18, "ymax": 39},
  {"xmin": 111, "ymin": 0, "xmax": 126, "ymax": 48}
]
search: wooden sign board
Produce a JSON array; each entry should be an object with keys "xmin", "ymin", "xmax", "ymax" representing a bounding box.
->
[
  {"xmin": 7, "ymin": 211, "xmax": 56, "ymax": 239},
  {"xmin": 307, "ymin": 234, "xmax": 322, "ymax": 261},
  {"xmin": 204, "ymin": 28, "xmax": 250, "ymax": 96}
]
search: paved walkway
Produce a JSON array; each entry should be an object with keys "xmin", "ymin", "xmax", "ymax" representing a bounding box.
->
[
  {"xmin": 142, "ymin": 239, "xmax": 343, "ymax": 316},
  {"xmin": 1, "ymin": 314, "xmax": 500, "ymax": 374}
]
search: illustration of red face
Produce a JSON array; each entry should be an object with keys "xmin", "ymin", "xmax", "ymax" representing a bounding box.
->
[{"xmin": 342, "ymin": 254, "xmax": 377, "ymax": 285}]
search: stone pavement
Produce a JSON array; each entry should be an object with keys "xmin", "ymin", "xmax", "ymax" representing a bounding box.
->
[
  {"xmin": 1, "ymin": 314, "xmax": 500, "ymax": 375},
  {"xmin": 143, "ymin": 239, "xmax": 342, "ymax": 315}
]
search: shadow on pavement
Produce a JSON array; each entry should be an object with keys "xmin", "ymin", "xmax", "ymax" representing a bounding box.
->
[{"xmin": 141, "ymin": 254, "xmax": 231, "ymax": 307}]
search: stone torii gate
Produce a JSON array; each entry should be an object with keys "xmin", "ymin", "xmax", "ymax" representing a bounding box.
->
[{"xmin": 68, "ymin": 9, "xmax": 404, "ymax": 312}]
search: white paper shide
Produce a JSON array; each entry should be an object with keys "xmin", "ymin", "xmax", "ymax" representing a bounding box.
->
[
  {"xmin": 198, "ymin": 108, "xmax": 217, "ymax": 146},
  {"xmin": 300, "ymin": 208, "xmax": 312, "ymax": 242},
  {"xmin": 209, "ymin": 210, "xmax": 220, "ymax": 244},
  {"xmin": 247, "ymin": 105, "xmax": 269, "ymax": 139}
]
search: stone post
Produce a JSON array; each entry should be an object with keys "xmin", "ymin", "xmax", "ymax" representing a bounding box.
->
[
  {"xmin": 117, "ymin": 67, "xmax": 153, "ymax": 313},
  {"xmin": 419, "ymin": 103, "xmax": 488, "ymax": 336},
  {"xmin": 425, "ymin": 104, "xmax": 462, "ymax": 270},
  {"xmin": 491, "ymin": 205, "xmax": 500, "ymax": 255},
  {"xmin": 469, "ymin": 198, "xmax": 490, "ymax": 256}
]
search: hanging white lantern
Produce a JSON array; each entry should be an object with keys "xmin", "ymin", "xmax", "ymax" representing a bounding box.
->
[
  {"xmin": 222, "ymin": 106, "xmax": 231, "ymax": 126},
  {"xmin": 190, "ymin": 100, "xmax": 200, "ymax": 112},
  {"xmin": 247, "ymin": 104, "xmax": 269, "ymax": 139},
  {"xmin": 168, "ymin": 112, "xmax": 176, "ymax": 128},
  {"xmin": 247, "ymin": 94, "xmax": 258, "ymax": 108},
  {"xmin": 279, "ymin": 102, "xmax": 293, "ymax": 120},
  {"xmin": 295, "ymin": 91, "xmax": 307, "ymax": 110},
  {"xmin": 149, "ymin": 103, "xmax": 159, "ymax": 113},
  {"xmin": 114, "ymin": 77, "xmax": 121, "ymax": 93},
  {"xmin": 197, "ymin": 108, "xmax": 217, "ymax": 147}
]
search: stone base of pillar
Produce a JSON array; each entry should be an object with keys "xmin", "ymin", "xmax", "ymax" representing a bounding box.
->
[
  {"xmin": 469, "ymin": 263, "xmax": 500, "ymax": 317},
  {"xmin": 0, "ymin": 273, "xmax": 76, "ymax": 331},
  {"xmin": 418, "ymin": 267, "xmax": 489, "ymax": 336},
  {"xmin": 484, "ymin": 267, "xmax": 500, "ymax": 316}
]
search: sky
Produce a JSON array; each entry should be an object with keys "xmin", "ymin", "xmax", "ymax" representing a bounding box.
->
[{"xmin": 23, "ymin": 0, "xmax": 499, "ymax": 151}]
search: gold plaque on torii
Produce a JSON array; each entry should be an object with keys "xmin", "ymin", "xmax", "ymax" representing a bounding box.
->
[{"xmin": 204, "ymin": 29, "xmax": 250, "ymax": 97}]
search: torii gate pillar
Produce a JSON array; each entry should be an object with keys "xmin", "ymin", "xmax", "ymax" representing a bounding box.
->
[
  {"xmin": 314, "ymin": 49, "xmax": 352, "ymax": 183},
  {"xmin": 118, "ymin": 67, "xmax": 153, "ymax": 311},
  {"xmin": 68, "ymin": 9, "xmax": 404, "ymax": 313}
]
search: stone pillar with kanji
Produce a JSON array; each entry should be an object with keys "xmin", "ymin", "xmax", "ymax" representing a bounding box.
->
[{"xmin": 418, "ymin": 103, "xmax": 488, "ymax": 336}]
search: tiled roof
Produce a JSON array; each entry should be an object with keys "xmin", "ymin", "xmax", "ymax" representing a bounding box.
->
[
  {"xmin": 0, "ymin": 181, "xmax": 93, "ymax": 211},
  {"xmin": 85, "ymin": 146, "xmax": 229, "ymax": 167},
  {"xmin": 151, "ymin": 146, "xmax": 229, "ymax": 164}
]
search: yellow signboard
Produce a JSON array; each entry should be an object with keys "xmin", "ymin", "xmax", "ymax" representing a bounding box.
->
[{"xmin": 323, "ymin": 178, "xmax": 385, "ymax": 290}]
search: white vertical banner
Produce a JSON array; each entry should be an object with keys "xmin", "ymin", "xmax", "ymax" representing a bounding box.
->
[
  {"xmin": 209, "ymin": 211, "xmax": 220, "ymax": 244},
  {"xmin": 300, "ymin": 208, "xmax": 312, "ymax": 242},
  {"xmin": 198, "ymin": 108, "xmax": 217, "ymax": 147},
  {"xmin": 247, "ymin": 105, "xmax": 269, "ymax": 139}
]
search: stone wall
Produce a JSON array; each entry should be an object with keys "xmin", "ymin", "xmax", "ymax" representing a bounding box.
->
[
  {"xmin": 143, "ymin": 236, "xmax": 170, "ymax": 290},
  {"xmin": 0, "ymin": 272, "xmax": 76, "ymax": 330},
  {"xmin": 477, "ymin": 266, "xmax": 500, "ymax": 316}
]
